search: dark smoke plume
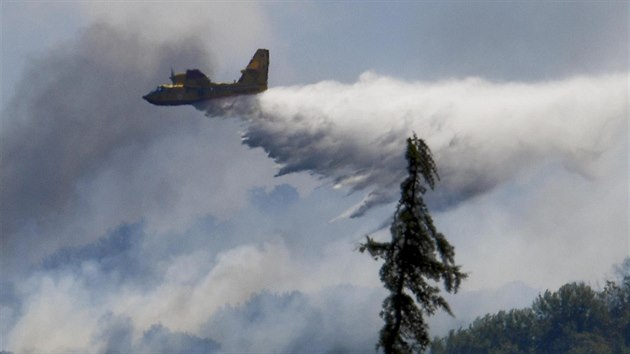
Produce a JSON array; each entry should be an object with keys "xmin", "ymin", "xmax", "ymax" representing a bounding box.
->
[{"xmin": 1, "ymin": 23, "xmax": 212, "ymax": 270}]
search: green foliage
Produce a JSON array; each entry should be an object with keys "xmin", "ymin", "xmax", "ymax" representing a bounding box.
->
[
  {"xmin": 431, "ymin": 258, "xmax": 630, "ymax": 354},
  {"xmin": 360, "ymin": 134, "xmax": 466, "ymax": 353}
]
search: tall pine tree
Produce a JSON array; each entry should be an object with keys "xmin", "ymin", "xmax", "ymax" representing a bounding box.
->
[{"xmin": 361, "ymin": 134, "xmax": 466, "ymax": 353}]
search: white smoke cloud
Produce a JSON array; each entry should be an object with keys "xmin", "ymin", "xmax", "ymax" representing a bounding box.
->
[
  {"xmin": 4, "ymin": 231, "xmax": 382, "ymax": 353},
  {"xmin": 225, "ymin": 72, "xmax": 627, "ymax": 217},
  {"xmin": 8, "ymin": 273, "xmax": 101, "ymax": 352}
]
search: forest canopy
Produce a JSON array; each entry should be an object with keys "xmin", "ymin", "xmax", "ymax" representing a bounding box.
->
[{"xmin": 431, "ymin": 259, "xmax": 630, "ymax": 354}]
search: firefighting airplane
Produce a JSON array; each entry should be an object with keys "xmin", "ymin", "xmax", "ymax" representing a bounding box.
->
[{"xmin": 143, "ymin": 49, "xmax": 269, "ymax": 106}]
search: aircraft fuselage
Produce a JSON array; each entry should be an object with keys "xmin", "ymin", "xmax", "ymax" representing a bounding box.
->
[
  {"xmin": 142, "ymin": 82, "xmax": 265, "ymax": 106},
  {"xmin": 143, "ymin": 48, "xmax": 269, "ymax": 106}
]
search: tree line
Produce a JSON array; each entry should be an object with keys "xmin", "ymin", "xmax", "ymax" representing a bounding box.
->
[{"xmin": 430, "ymin": 259, "xmax": 630, "ymax": 354}]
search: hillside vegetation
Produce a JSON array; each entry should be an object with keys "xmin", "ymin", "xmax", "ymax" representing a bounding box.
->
[{"xmin": 431, "ymin": 260, "xmax": 630, "ymax": 354}]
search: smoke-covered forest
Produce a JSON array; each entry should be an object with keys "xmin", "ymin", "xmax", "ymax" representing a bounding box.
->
[{"xmin": 431, "ymin": 259, "xmax": 630, "ymax": 353}]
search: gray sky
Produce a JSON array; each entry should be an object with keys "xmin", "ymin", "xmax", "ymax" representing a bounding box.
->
[{"xmin": 1, "ymin": 2, "xmax": 628, "ymax": 353}]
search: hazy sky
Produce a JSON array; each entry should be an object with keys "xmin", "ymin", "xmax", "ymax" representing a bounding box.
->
[{"xmin": 1, "ymin": 2, "xmax": 628, "ymax": 353}]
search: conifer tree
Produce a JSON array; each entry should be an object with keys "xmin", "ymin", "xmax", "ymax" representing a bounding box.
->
[{"xmin": 360, "ymin": 134, "xmax": 466, "ymax": 353}]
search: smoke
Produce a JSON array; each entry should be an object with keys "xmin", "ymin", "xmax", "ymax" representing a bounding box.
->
[
  {"xmin": 202, "ymin": 287, "xmax": 382, "ymax": 353},
  {"xmin": 3, "ymin": 221, "xmax": 382, "ymax": 353},
  {"xmin": 0, "ymin": 22, "xmax": 221, "ymax": 272},
  {"xmin": 210, "ymin": 72, "xmax": 627, "ymax": 217}
]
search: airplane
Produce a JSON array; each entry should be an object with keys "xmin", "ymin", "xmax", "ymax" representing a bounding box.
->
[{"xmin": 143, "ymin": 48, "xmax": 269, "ymax": 106}]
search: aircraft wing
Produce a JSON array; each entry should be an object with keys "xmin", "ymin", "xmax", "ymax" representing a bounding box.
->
[{"xmin": 183, "ymin": 69, "xmax": 212, "ymax": 88}]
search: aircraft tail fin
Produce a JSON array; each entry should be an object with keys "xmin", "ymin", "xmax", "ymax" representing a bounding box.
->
[{"xmin": 238, "ymin": 49, "xmax": 269, "ymax": 89}]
